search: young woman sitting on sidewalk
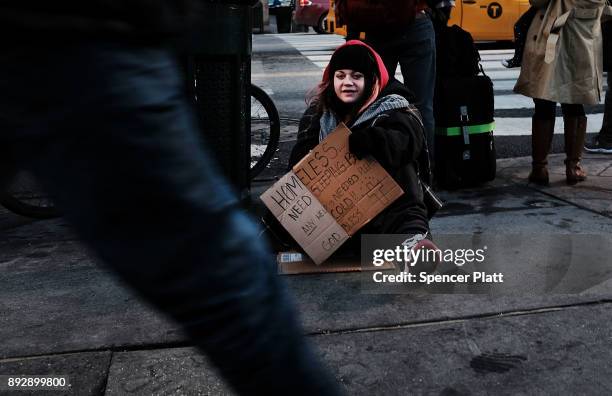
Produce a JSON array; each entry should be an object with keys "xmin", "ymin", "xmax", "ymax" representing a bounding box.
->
[{"xmin": 289, "ymin": 41, "xmax": 431, "ymax": 247}]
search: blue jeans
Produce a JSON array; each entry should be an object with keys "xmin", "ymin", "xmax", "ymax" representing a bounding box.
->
[
  {"xmin": 366, "ymin": 16, "xmax": 437, "ymax": 157},
  {"xmin": 0, "ymin": 42, "xmax": 339, "ymax": 395}
]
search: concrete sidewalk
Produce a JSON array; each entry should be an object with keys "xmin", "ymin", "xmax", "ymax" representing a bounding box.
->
[{"xmin": 1, "ymin": 153, "xmax": 611, "ymax": 395}]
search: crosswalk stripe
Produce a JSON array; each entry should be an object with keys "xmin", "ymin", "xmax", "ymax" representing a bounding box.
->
[
  {"xmin": 480, "ymin": 59, "xmax": 515, "ymax": 68},
  {"xmin": 493, "ymin": 94, "xmax": 534, "ymax": 109},
  {"xmin": 480, "ymin": 54, "xmax": 518, "ymax": 61},
  {"xmin": 490, "ymin": 80, "xmax": 518, "ymax": 91},
  {"xmin": 485, "ymin": 70, "xmax": 521, "ymax": 80},
  {"xmin": 271, "ymin": 33, "xmax": 605, "ymax": 136},
  {"xmin": 302, "ymin": 51, "xmax": 336, "ymax": 55},
  {"xmin": 306, "ymin": 54, "xmax": 335, "ymax": 61},
  {"xmin": 496, "ymin": 114, "xmax": 603, "ymax": 135}
]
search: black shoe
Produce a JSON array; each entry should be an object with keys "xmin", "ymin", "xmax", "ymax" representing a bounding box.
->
[
  {"xmin": 584, "ymin": 136, "xmax": 612, "ymax": 154},
  {"xmin": 501, "ymin": 58, "xmax": 521, "ymax": 68}
]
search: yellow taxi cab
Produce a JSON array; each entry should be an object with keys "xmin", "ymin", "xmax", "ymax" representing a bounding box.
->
[
  {"xmin": 326, "ymin": 0, "xmax": 531, "ymax": 42},
  {"xmin": 325, "ymin": 0, "xmax": 348, "ymax": 37},
  {"xmin": 447, "ymin": 0, "xmax": 530, "ymax": 41}
]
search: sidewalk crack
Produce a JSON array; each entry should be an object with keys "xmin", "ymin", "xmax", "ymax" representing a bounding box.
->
[
  {"xmin": 100, "ymin": 351, "xmax": 114, "ymax": 395},
  {"xmin": 309, "ymin": 298, "xmax": 612, "ymax": 337}
]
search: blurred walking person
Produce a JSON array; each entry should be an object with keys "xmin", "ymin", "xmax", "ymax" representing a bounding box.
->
[
  {"xmin": 0, "ymin": 2, "xmax": 340, "ymax": 395},
  {"xmin": 514, "ymin": 0, "xmax": 606, "ymax": 185}
]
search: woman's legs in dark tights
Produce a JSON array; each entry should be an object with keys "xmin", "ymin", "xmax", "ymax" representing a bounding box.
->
[
  {"xmin": 560, "ymin": 103, "xmax": 585, "ymax": 117},
  {"xmin": 533, "ymin": 100, "xmax": 585, "ymax": 118},
  {"xmin": 560, "ymin": 103, "xmax": 588, "ymax": 184},
  {"xmin": 533, "ymin": 98, "xmax": 556, "ymax": 120},
  {"xmin": 530, "ymin": 99, "xmax": 556, "ymax": 184},
  {"xmin": 531, "ymin": 99, "xmax": 588, "ymax": 184}
]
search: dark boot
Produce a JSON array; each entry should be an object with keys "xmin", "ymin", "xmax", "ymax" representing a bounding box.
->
[
  {"xmin": 564, "ymin": 115, "xmax": 588, "ymax": 185},
  {"xmin": 529, "ymin": 117, "xmax": 555, "ymax": 185}
]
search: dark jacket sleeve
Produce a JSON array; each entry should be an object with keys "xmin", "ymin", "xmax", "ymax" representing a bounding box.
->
[
  {"xmin": 288, "ymin": 105, "xmax": 321, "ymax": 170},
  {"xmin": 355, "ymin": 108, "xmax": 424, "ymax": 170}
]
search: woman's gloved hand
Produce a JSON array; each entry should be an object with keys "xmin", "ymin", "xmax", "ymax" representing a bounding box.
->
[{"xmin": 348, "ymin": 130, "xmax": 373, "ymax": 160}]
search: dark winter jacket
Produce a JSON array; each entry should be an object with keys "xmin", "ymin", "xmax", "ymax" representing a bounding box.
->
[{"xmin": 290, "ymin": 79, "xmax": 430, "ymax": 236}]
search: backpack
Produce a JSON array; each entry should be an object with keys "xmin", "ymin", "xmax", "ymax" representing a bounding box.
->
[
  {"xmin": 436, "ymin": 24, "xmax": 481, "ymax": 78},
  {"xmin": 335, "ymin": 0, "xmax": 419, "ymax": 31}
]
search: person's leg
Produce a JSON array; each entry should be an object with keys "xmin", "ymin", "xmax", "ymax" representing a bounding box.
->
[
  {"xmin": 599, "ymin": 72, "xmax": 612, "ymax": 143},
  {"xmin": 363, "ymin": 40, "xmax": 399, "ymax": 78},
  {"xmin": 364, "ymin": 30, "xmax": 403, "ymax": 81},
  {"xmin": 396, "ymin": 16, "xmax": 436, "ymax": 159},
  {"xmin": 586, "ymin": 71, "xmax": 612, "ymax": 152},
  {"xmin": 561, "ymin": 103, "xmax": 587, "ymax": 184},
  {"xmin": 530, "ymin": 98, "xmax": 556, "ymax": 185},
  {"xmin": 0, "ymin": 43, "xmax": 340, "ymax": 395}
]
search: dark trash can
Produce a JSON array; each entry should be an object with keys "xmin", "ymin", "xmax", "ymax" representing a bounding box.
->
[{"xmin": 185, "ymin": 2, "xmax": 256, "ymax": 197}]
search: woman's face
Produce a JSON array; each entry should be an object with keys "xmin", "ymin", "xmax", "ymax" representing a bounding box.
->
[{"xmin": 333, "ymin": 69, "xmax": 365, "ymax": 104}]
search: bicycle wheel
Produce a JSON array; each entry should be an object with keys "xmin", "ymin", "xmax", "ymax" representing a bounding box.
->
[
  {"xmin": 0, "ymin": 170, "xmax": 60, "ymax": 219},
  {"xmin": 250, "ymin": 84, "xmax": 281, "ymax": 180}
]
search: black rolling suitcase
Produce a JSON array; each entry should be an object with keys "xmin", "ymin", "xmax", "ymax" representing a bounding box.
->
[
  {"xmin": 434, "ymin": 25, "xmax": 496, "ymax": 189},
  {"xmin": 434, "ymin": 74, "xmax": 496, "ymax": 188}
]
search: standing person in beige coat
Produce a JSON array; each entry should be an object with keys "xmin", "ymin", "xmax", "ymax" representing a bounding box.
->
[{"xmin": 514, "ymin": 0, "xmax": 605, "ymax": 185}]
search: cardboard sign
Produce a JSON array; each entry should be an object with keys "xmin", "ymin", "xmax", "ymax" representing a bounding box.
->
[{"xmin": 261, "ymin": 123, "xmax": 404, "ymax": 264}]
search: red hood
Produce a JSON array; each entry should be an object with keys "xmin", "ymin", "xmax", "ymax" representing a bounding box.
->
[{"xmin": 322, "ymin": 40, "xmax": 389, "ymax": 90}]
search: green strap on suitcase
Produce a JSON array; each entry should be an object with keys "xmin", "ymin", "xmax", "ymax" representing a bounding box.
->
[{"xmin": 435, "ymin": 121, "xmax": 496, "ymax": 136}]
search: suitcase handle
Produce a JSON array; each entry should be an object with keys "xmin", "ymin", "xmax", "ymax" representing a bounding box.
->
[{"xmin": 460, "ymin": 106, "xmax": 471, "ymax": 160}]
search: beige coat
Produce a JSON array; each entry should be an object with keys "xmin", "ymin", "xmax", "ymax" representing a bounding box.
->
[{"xmin": 514, "ymin": 0, "xmax": 605, "ymax": 104}]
